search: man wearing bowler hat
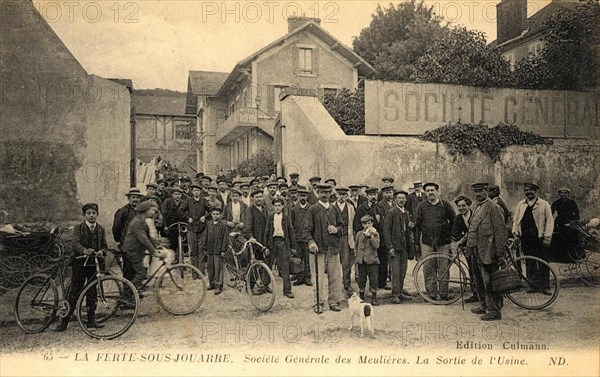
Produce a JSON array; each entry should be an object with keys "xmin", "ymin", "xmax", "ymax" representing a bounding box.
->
[
  {"xmin": 512, "ymin": 182, "xmax": 554, "ymax": 294},
  {"xmin": 464, "ymin": 183, "xmax": 507, "ymax": 321},
  {"xmin": 415, "ymin": 182, "xmax": 456, "ymax": 301},
  {"xmin": 112, "ymin": 188, "xmax": 143, "ymax": 250}
]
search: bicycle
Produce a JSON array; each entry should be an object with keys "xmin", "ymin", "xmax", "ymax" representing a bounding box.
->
[
  {"xmin": 14, "ymin": 252, "xmax": 139, "ymax": 340},
  {"xmin": 412, "ymin": 238, "xmax": 560, "ymax": 310},
  {"xmin": 224, "ymin": 233, "xmax": 276, "ymax": 312},
  {"xmin": 106, "ymin": 245, "xmax": 207, "ymax": 316}
]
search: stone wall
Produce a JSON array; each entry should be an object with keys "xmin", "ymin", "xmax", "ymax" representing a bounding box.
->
[{"xmin": 279, "ymin": 95, "xmax": 600, "ymax": 219}]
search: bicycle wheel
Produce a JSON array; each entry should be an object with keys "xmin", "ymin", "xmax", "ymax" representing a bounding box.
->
[
  {"xmin": 224, "ymin": 262, "xmax": 239, "ymax": 289},
  {"xmin": 1, "ymin": 256, "xmax": 32, "ymax": 290},
  {"xmin": 581, "ymin": 251, "xmax": 599, "ymax": 286},
  {"xmin": 413, "ymin": 253, "xmax": 467, "ymax": 305},
  {"xmin": 14, "ymin": 274, "xmax": 58, "ymax": 334},
  {"xmin": 77, "ymin": 276, "xmax": 139, "ymax": 340},
  {"xmin": 245, "ymin": 262, "xmax": 276, "ymax": 312},
  {"xmin": 156, "ymin": 264, "xmax": 206, "ymax": 315},
  {"xmin": 505, "ymin": 256, "xmax": 559, "ymax": 310}
]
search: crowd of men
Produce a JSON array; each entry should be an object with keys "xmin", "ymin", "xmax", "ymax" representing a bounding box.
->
[{"xmin": 110, "ymin": 171, "xmax": 582, "ymax": 320}]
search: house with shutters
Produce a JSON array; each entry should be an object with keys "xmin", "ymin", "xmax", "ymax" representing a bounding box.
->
[
  {"xmin": 185, "ymin": 16, "xmax": 375, "ymax": 175},
  {"xmin": 491, "ymin": 0, "xmax": 580, "ymax": 68}
]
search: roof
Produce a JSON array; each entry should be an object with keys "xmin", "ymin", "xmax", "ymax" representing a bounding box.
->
[
  {"xmin": 492, "ymin": 0, "xmax": 580, "ymax": 49},
  {"xmin": 133, "ymin": 89, "xmax": 189, "ymax": 116},
  {"xmin": 216, "ymin": 20, "xmax": 376, "ymax": 97},
  {"xmin": 188, "ymin": 71, "xmax": 229, "ymax": 96}
]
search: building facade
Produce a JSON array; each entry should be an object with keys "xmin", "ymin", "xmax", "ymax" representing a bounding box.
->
[
  {"xmin": 134, "ymin": 89, "xmax": 197, "ymax": 175},
  {"xmin": 492, "ymin": 0, "xmax": 579, "ymax": 68},
  {"xmin": 186, "ymin": 16, "xmax": 375, "ymax": 175}
]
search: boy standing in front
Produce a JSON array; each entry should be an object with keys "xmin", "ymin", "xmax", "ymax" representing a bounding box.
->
[
  {"xmin": 355, "ymin": 215, "xmax": 381, "ymax": 306},
  {"xmin": 203, "ymin": 204, "xmax": 229, "ymax": 295},
  {"xmin": 55, "ymin": 203, "xmax": 107, "ymax": 331}
]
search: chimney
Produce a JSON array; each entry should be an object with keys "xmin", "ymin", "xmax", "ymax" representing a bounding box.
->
[
  {"xmin": 287, "ymin": 15, "xmax": 321, "ymax": 33},
  {"xmin": 496, "ymin": 0, "xmax": 528, "ymax": 44}
]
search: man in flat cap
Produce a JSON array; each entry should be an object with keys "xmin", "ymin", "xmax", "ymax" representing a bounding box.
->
[
  {"xmin": 308, "ymin": 177, "xmax": 321, "ymax": 205},
  {"xmin": 224, "ymin": 188, "xmax": 247, "ymax": 231},
  {"xmin": 155, "ymin": 179, "xmax": 171, "ymax": 203},
  {"xmin": 377, "ymin": 177, "xmax": 395, "ymax": 201},
  {"xmin": 180, "ymin": 176, "xmax": 192, "ymax": 200},
  {"xmin": 120, "ymin": 201, "xmax": 160, "ymax": 306},
  {"xmin": 488, "ymin": 185, "xmax": 510, "ymax": 224},
  {"xmin": 200, "ymin": 176, "xmax": 213, "ymax": 197},
  {"xmin": 179, "ymin": 183, "xmax": 210, "ymax": 273},
  {"xmin": 263, "ymin": 181, "xmax": 280, "ymax": 216},
  {"xmin": 377, "ymin": 185, "xmax": 396, "ymax": 290},
  {"xmin": 216, "ymin": 177, "xmax": 231, "ymax": 207},
  {"xmin": 384, "ymin": 190, "xmax": 415, "ymax": 304},
  {"xmin": 551, "ymin": 187, "xmax": 583, "ymax": 262},
  {"xmin": 415, "ymin": 182, "xmax": 456, "ymax": 301},
  {"xmin": 451, "ymin": 195, "xmax": 479, "ymax": 304},
  {"xmin": 290, "ymin": 188, "xmax": 312, "ymax": 286},
  {"xmin": 324, "ymin": 179, "xmax": 337, "ymax": 203},
  {"xmin": 354, "ymin": 187, "xmax": 384, "ymax": 243},
  {"xmin": 112, "ymin": 188, "xmax": 143, "ymax": 250},
  {"xmin": 512, "ymin": 182, "xmax": 554, "ymax": 294},
  {"xmin": 302, "ymin": 183, "xmax": 344, "ymax": 313},
  {"xmin": 333, "ymin": 187, "xmax": 356, "ymax": 293},
  {"xmin": 160, "ymin": 187, "xmax": 185, "ymax": 250},
  {"xmin": 289, "ymin": 173, "xmax": 300, "ymax": 191},
  {"xmin": 464, "ymin": 183, "xmax": 508, "ymax": 321},
  {"xmin": 348, "ymin": 184, "xmax": 367, "ymax": 209},
  {"xmin": 239, "ymin": 182, "xmax": 253, "ymax": 207},
  {"xmin": 407, "ymin": 181, "xmax": 425, "ymax": 257}
]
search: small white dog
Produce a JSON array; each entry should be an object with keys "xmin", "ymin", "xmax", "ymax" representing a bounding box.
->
[{"xmin": 348, "ymin": 293, "xmax": 374, "ymax": 338}]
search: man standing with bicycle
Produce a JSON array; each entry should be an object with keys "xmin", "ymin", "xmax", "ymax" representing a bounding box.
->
[
  {"xmin": 512, "ymin": 182, "xmax": 554, "ymax": 295},
  {"xmin": 465, "ymin": 183, "xmax": 508, "ymax": 321}
]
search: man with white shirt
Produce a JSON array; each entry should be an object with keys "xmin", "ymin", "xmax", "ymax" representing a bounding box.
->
[
  {"xmin": 265, "ymin": 197, "xmax": 296, "ymax": 298},
  {"xmin": 224, "ymin": 188, "xmax": 247, "ymax": 231},
  {"xmin": 333, "ymin": 187, "xmax": 355, "ymax": 293},
  {"xmin": 512, "ymin": 182, "xmax": 554, "ymax": 295}
]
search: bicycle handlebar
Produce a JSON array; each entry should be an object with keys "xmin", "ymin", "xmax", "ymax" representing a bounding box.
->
[
  {"xmin": 166, "ymin": 222, "xmax": 188, "ymax": 232},
  {"xmin": 231, "ymin": 239, "xmax": 266, "ymax": 256}
]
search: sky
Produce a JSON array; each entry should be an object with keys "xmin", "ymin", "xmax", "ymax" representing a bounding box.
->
[{"xmin": 35, "ymin": 0, "xmax": 552, "ymax": 91}]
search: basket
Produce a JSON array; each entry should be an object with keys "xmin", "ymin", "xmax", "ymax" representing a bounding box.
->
[
  {"xmin": 290, "ymin": 257, "xmax": 304, "ymax": 274},
  {"xmin": 491, "ymin": 268, "xmax": 522, "ymax": 294}
]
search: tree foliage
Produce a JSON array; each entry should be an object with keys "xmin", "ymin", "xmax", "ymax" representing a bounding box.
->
[
  {"xmin": 513, "ymin": 0, "xmax": 600, "ymax": 90},
  {"xmin": 352, "ymin": 0, "xmax": 446, "ymax": 81},
  {"xmin": 236, "ymin": 148, "xmax": 274, "ymax": 177},
  {"xmin": 322, "ymin": 87, "xmax": 365, "ymax": 135},
  {"xmin": 420, "ymin": 122, "xmax": 553, "ymax": 162},
  {"xmin": 412, "ymin": 26, "xmax": 513, "ymax": 87}
]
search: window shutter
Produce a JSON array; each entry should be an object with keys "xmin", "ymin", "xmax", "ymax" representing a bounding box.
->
[
  {"xmin": 267, "ymin": 85, "xmax": 274, "ymax": 116},
  {"xmin": 312, "ymin": 48, "xmax": 319, "ymax": 75},
  {"xmin": 292, "ymin": 46, "xmax": 299, "ymax": 74}
]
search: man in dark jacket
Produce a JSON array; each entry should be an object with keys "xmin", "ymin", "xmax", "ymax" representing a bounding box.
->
[
  {"xmin": 265, "ymin": 197, "xmax": 296, "ymax": 298},
  {"xmin": 179, "ymin": 184, "xmax": 210, "ymax": 273},
  {"xmin": 55, "ymin": 203, "xmax": 108, "ymax": 331},
  {"xmin": 466, "ymin": 183, "xmax": 508, "ymax": 321},
  {"xmin": 488, "ymin": 184, "xmax": 510, "ymax": 224},
  {"xmin": 415, "ymin": 182, "xmax": 456, "ymax": 301},
  {"xmin": 348, "ymin": 184, "xmax": 367, "ymax": 209},
  {"xmin": 161, "ymin": 187, "xmax": 185, "ymax": 250},
  {"xmin": 290, "ymin": 188, "xmax": 312, "ymax": 286},
  {"xmin": 450, "ymin": 195, "xmax": 480, "ymax": 303},
  {"xmin": 112, "ymin": 188, "xmax": 142, "ymax": 249},
  {"xmin": 353, "ymin": 188, "xmax": 383, "ymax": 238},
  {"xmin": 383, "ymin": 191, "xmax": 414, "ymax": 304},
  {"xmin": 407, "ymin": 181, "xmax": 425, "ymax": 257},
  {"xmin": 202, "ymin": 205, "xmax": 230, "ymax": 294},
  {"xmin": 307, "ymin": 176, "xmax": 321, "ymax": 205},
  {"xmin": 243, "ymin": 189, "xmax": 269, "ymax": 257},
  {"xmin": 377, "ymin": 185, "xmax": 395, "ymax": 290},
  {"xmin": 121, "ymin": 201, "xmax": 159, "ymax": 305},
  {"xmin": 302, "ymin": 183, "xmax": 343, "ymax": 313},
  {"xmin": 551, "ymin": 187, "xmax": 583, "ymax": 261}
]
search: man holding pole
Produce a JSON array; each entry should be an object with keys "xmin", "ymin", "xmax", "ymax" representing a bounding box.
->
[{"xmin": 302, "ymin": 183, "xmax": 343, "ymax": 314}]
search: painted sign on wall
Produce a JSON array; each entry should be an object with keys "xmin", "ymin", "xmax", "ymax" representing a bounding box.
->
[{"xmin": 365, "ymin": 81, "xmax": 599, "ymax": 138}]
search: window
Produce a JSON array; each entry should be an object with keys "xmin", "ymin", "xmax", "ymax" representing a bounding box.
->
[
  {"xmin": 299, "ymin": 48, "xmax": 313, "ymax": 73},
  {"xmin": 503, "ymin": 52, "xmax": 516, "ymax": 70},
  {"xmin": 174, "ymin": 121, "xmax": 193, "ymax": 140},
  {"xmin": 267, "ymin": 84, "xmax": 289, "ymax": 115},
  {"xmin": 528, "ymin": 41, "xmax": 543, "ymax": 56}
]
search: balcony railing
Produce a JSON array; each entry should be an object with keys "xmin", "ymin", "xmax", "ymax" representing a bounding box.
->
[{"xmin": 216, "ymin": 107, "xmax": 273, "ymax": 145}]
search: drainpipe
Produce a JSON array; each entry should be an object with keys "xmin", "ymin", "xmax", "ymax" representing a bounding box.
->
[{"xmin": 130, "ymin": 101, "xmax": 137, "ymax": 187}]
